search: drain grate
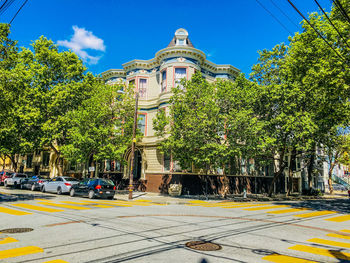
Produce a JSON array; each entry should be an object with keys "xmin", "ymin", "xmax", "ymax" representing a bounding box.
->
[
  {"xmin": 185, "ymin": 241, "xmax": 222, "ymax": 251},
  {"xmin": 0, "ymin": 228, "xmax": 33, "ymax": 233}
]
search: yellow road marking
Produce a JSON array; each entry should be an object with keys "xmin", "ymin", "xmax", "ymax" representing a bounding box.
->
[
  {"xmin": 81, "ymin": 200, "xmax": 132, "ymax": 207},
  {"xmin": 0, "ymin": 237, "xmax": 18, "ymax": 245},
  {"xmin": 289, "ymin": 244, "xmax": 350, "ymax": 260},
  {"xmin": 122, "ymin": 202, "xmax": 152, "ymax": 206},
  {"xmin": 267, "ymin": 208, "xmax": 310, "ymax": 214},
  {"xmin": 134, "ymin": 199, "xmax": 152, "ymax": 202},
  {"xmin": 262, "ymin": 253, "xmax": 318, "ymax": 263},
  {"xmin": 341, "ymin": 230, "xmax": 350, "ymax": 233},
  {"xmin": 37, "ymin": 202, "xmax": 90, "ymax": 210},
  {"xmin": 0, "ymin": 246, "xmax": 43, "ymax": 260},
  {"xmin": 308, "ymin": 238, "xmax": 350, "ymax": 249},
  {"xmin": 0, "ymin": 207, "xmax": 32, "ymax": 215},
  {"xmin": 326, "ymin": 215, "xmax": 350, "ymax": 222},
  {"xmin": 223, "ymin": 204, "xmax": 271, "ymax": 209},
  {"xmin": 244, "ymin": 205, "xmax": 289, "ymax": 211},
  {"xmin": 11, "ymin": 204, "xmax": 64, "ymax": 213},
  {"xmin": 187, "ymin": 202, "xmax": 250, "ymax": 207},
  {"xmin": 188, "ymin": 200, "xmax": 209, "ymax": 203},
  {"xmin": 60, "ymin": 201, "xmax": 92, "ymax": 205},
  {"xmin": 42, "ymin": 260, "xmax": 68, "ymax": 263},
  {"xmin": 294, "ymin": 211, "xmax": 337, "ymax": 218},
  {"xmin": 326, "ymin": 233, "xmax": 350, "ymax": 240},
  {"xmin": 92, "ymin": 205, "xmax": 114, "ymax": 208}
]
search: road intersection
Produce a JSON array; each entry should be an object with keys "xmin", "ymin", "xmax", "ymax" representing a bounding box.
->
[{"xmin": 0, "ymin": 188, "xmax": 349, "ymax": 262}]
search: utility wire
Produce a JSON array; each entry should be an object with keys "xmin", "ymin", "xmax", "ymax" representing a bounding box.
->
[
  {"xmin": 0, "ymin": 0, "xmax": 10, "ymax": 13},
  {"xmin": 287, "ymin": 0, "xmax": 347, "ymax": 64},
  {"xmin": 332, "ymin": 0, "xmax": 350, "ymax": 25},
  {"xmin": 314, "ymin": 0, "xmax": 350, "ymax": 50},
  {"xmin": 269, "ymin": 0, "xmax": 299, "ymax": 29},
  {"xmin": 9, "ymin": 0, "xmax": 28, "ymax": 24},
  {"xmin": 0, "ymin": 0, "xmax": 16, "ymax": 16},
  {"xmin": 255, "ymin": 0, "xmax": 293, "ymax": 35}
]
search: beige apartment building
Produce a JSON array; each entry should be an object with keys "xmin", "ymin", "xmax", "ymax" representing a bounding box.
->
[{"xmin": 101, "ymin": 28, "xmax": 240, "ymax": 192}]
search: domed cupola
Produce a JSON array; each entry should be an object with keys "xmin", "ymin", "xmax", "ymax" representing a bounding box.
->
[{"xmin": 167, "ymin": 28, "xmax": 194, "ymax": 48}]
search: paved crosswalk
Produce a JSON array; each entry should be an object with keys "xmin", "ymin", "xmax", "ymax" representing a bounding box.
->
[
  {"xmin": 185, "ymin": 200, "xmax": 350, "ymax": 222},
  {"xmin": 0, "ymin": 198, "xmax": 166, "ymax": 216},
  {"xmin": 263, "ymin": 229, "xmax": 350, "ymax": 262}
]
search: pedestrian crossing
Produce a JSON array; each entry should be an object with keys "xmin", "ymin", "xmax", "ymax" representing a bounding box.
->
[
  {"xmin": 263, "ymin": 229, "xmax": 350, "ymax": 262},
  {"xmin": 185, "ymin": 200, "xmax": 350, "ymax": 222},
  {"xmin": 0, "ymin": 234, "xmax": 68, "ymax": 262},
  {"xmin": 0, "ymin": 198, "xmax": 166, "ymax": 216}
]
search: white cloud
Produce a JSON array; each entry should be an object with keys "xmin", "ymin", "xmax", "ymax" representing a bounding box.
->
[{"xmin": 57, "ymin": 26, "xmax": 106, "ymax": 65}]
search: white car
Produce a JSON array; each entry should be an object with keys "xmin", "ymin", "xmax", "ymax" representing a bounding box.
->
[
  {"xmin": 4, "ymin": 173, "xmax": 28, "ymax": 188},
  {"xmin": 41, "ymin": 176, "xmax": 80, "ymax": 194}
]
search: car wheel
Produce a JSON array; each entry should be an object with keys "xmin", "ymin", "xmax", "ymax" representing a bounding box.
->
[
  {"xmin": 41, "ymin": 186, "xmax": 45, "ymax": 193},
  {"xmin": 70, "ymin": 188, "xmax": 75, "ymax": 197},
  {"xmin": 88, "ymin": 190, "xmax": 95, "ymax": 199},
  {"xmin": 14, "ymin": 182, "xmax": 17, "ymax": 188},
  {"xmin": 31, "ymin": 184, "xmax": 36, "ymax": 191},
  {"xmin": 107, "ymin": 196, "xmax": 114, "ymax": 200},
  {"xmin": 57, "ymin": 187, "xmax": 62, "ymax": 195}
]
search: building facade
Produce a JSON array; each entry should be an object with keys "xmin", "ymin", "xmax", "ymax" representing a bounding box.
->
[{"xmin": 101, "ymin": 28, "xmax": 240, "ymax": 192}]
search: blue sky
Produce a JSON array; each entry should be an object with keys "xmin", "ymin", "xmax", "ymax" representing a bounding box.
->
[{"xmin": 1, "ymin": 0, "xmax": 333, "ymax": 76}]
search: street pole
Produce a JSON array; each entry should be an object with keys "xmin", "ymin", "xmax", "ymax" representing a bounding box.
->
[{"xmin": 128, "ymin": 91, "xmax": 139, "ymax": 200}]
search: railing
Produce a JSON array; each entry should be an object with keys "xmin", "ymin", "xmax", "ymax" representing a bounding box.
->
[{"xmin": 331, "ymin": 174, "xmax": 350, "ymax": 188}]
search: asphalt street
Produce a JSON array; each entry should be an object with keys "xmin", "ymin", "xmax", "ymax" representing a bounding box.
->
[{"xmin": 0, "ymin": 187, "xmax": 349, "ymax": 263}]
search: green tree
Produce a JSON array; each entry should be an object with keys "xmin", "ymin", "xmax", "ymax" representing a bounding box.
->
[
  {"xmin": 156, "ymin": 72, "xmax": 226, "ymax": 173},
  {"xmin": 20, "ymin": 36, "xmax": 98, "ymax": 175},
  {"xmin": 250, "ymin": 43, "xmax": 318, "ymax": 196},
  {"xmin": 61, "ymin": 82, "xmax": 136, "ymax": 177},
  {"xmin": 0, "ymin": 23, "xmax": 40, "ymax": 170}
]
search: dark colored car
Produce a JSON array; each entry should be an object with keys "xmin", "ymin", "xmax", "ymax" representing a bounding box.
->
[
  {"xmin": 69, "ymin": 178, "xmax": 116, "ymax": 199},
  {"xmin": 0, "ymin": 170, "xmax": 14, "ymax": 185},
  {"xmin": 21, "ymin": 176, "xmax": 50, "ymax": 191}
]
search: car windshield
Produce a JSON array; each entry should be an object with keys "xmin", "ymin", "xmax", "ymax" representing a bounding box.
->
[
  {"xmin": 63, "ymin": 177, "xmax": 79, "ymax": 182},
  {"xmin": 80, "ymin": 179, "xmax": 90, "ymax": 185},
  {"xmin": 100, "ymin": 179, "xmax": 115, "ymax": 186}
]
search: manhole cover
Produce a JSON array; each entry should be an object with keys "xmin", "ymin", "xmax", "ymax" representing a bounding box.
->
[
  {"xmin": 185, "ymin": 241, "xmax": 222, "ymax": 251},
  {"xmin": 0, "ymin": 228, "xmax": 33, "ymax": 233}
]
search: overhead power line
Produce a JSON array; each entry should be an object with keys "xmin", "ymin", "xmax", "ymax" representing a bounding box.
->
[
  {"xmin": 332, "ymin": 0, "xmax": 350, "ymax": 25},
  {"xmin": 255, "ymin": 0, "xmax": 293, "ymax": 35},
  {"xmin": 9, "ymin": 0, "xmax": 28, "ymax": 24},
  {"xmin": 0, "ymin": 0, "xmax": 16, "ymax": 16},
  {"xmin": 269, "ymin": 0, "xmax": 299, "ymax": 29},
  {"xmin": 0, "ymin": 0, "xmax": 10, "ymax": 13},
  {"xmin": 314, "ymin": 0, "xmax": 350, "ymax": 50},
  {"xmin": 287, "ymin": 0, "xmax": 348, "ymax": 65}
]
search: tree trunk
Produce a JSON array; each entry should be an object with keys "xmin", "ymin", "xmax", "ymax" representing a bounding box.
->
[
  {"xmin": 308, "ymin": 147, "xmax": 315, "ymax": 189},
  {"xmin": 50, "ymin": 143, "xmax": 63, "ymax": 176},
  {"xmin": 90, "ymin": 155, "xmax": 95, "ymax": 178},
  {"xmin": 287, "ymin": 148, "xmax": 296, "ymax": 196},
  {"xmin": 268, "ymin": 149, "xmax": 286, "ymax": 197},
  {"xmin": 328, "ymin": 164, "xmax": 335, "ymax": 195},
  {"xmin": 8, "ymin": 154, "xmax": 17, "ymax": 172},
  {"xmin": 58, "ymin": 157, "xmax": 64, "ymax": 176}
]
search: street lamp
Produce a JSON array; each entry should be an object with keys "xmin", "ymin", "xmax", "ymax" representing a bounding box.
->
[
  {"xmin": 117, "ymin": 88, "xmax": 139, "ymax": 200},
  {"xmin": 128, "ymin": 91, "xmax": 139, "ymax": 200}
]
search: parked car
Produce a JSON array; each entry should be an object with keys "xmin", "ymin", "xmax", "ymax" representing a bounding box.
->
[
  {"xmin": 0, "ymin": 170, "xmax": 14, "ymax": 185},
  {"xmin": 21, "ymin": 175, "xmax": 50, "ymax": 191},
  {"xmin": 4, "ymin": 173, "xmax": 28, "ymax": 188},
  {"xmin": 41, "ymin": 176, "xmax": 80, "ymax": 194},
  {"xmin": 69, "ymin": 178, "xmax": 116, "ymax": 199}
]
